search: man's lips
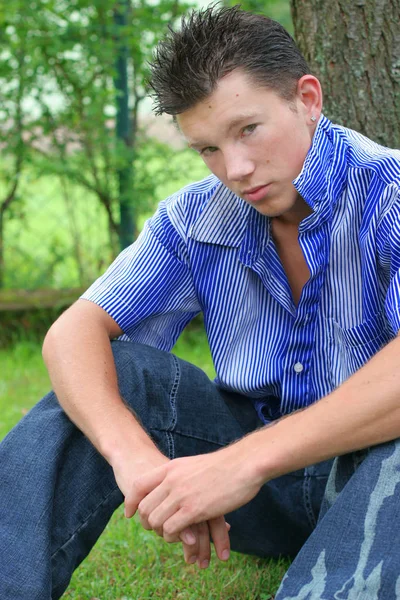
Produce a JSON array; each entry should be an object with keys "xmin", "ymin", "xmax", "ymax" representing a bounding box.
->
[{"xmin": 242, "ymin": 183, "xmax": 271, "ymax": 202}]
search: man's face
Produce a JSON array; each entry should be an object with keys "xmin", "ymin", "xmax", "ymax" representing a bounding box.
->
[{"xmin": 177, "ymin": 70, "xmax": 317, "ymax": 220}]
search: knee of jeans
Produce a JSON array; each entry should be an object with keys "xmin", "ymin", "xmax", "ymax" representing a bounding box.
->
[
  {"xmin": 111, "ymin": 341, "xmax": 151, "ymax": 395},
  {"xmin": 111, "ymin": 339, "xmax": 139, "ymax": 368},
  {"xmin": 110, "ymin": 340, "xmax": 179, "ymax": 436}
]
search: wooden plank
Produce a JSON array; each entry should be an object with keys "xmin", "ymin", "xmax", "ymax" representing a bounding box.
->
[{"xmin": 0, "ymin": 287, "xmax": 87, "ymax": 311}]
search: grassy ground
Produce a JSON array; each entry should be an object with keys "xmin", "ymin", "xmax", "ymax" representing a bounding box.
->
[{"xmin": 0, "ymin": 330, "xmax": 289, "ymax": 599}]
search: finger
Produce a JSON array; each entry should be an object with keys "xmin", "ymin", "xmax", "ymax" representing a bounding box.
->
[
  {"xmin": 155, "ymin": 527, "xmax": 182, "ymax": 542},
  {"xmin": 150, "ymin": 524, "xmax": 194, "ymax": 546},
  {"xmin": 162, "ymin": 526, "xmax": 196, "ymax": 545},
  {"xmin": 144, "ymin": 494, "xmax": 180, "ymax": 532},
  {"xmin": 196, "ymin": 521, "xmax": 211, "ymax": 569},
  {"xmin": 208, "ymin": 516, "xmax": 230, "ymax": 562},
  {"xmin": 124, "ymin": 466, "xmax": 167, "ymax": 518},
  {"xmin": 138, "ymin": 487, "xmax": 169, "ymax": 530},
  {"xmin": 179, "ymin": 528, "xmax": 197, "ymax": 545},
  {"xmin": 138, "ymin": 513, "xmax": 153, "ymax": 531},
  {"xmin": 182, "ymin": 525, "xmax": 200, "ymax": 565},
  {"xmin": 162, "ymin": 506, "xmax": 196, "ymax": 538}
]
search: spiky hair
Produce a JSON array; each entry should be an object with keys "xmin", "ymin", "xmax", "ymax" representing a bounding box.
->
[{"xmin": 149, "ymin": 4, "xmax": 309, "ymax": 115}]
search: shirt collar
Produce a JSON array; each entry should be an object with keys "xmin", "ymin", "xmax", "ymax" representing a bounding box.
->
[
  {"xmin": 189, "ymin": 181, "xmax": 253, "ymax": 247},
  {"xmin": 295, "ymin": 114, "xmax": 348, "ymax": 231}
]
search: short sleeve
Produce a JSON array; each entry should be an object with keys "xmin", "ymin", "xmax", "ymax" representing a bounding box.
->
[
  {"xmin": 376, "ymin": 185, "xmax": 400, "ymax": 334},
  {"xmin": 81, "ymin": 201, "xmax": 200, "ymax": 350}
]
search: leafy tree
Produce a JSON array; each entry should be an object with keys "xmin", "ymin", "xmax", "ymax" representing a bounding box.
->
[
  {"xmin": 0, "ymin": 0, "xmax": 189, "ymax": 289},
  {"xmin": 0, "ymin": 0, "xmax": 44, "ymax": 288},
  {"xmin": 30, "ymin": 0, "xmax": 187, "ymax": 252},
  {"xmin": 224, "ymin": 0, "xmax": 293, "ymax": 33}
]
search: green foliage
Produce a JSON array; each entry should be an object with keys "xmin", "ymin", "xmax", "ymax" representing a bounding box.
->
[
  {"xmin": 0, "ymin": 163, "xmax": 110, "ymax": 289},
  {"xmin": 224, "ymin": 0, "xmax": 292, "ymax": 32},
  {"xmin": 24, "ymin": 0, "xmax": 189, "ymax": 240},
  {"xmin": 1, "ymin": 145, "xmax": 208, "ymax": 291},
  {"xmin": 0, "ymin": 0, "xmax": 192, "ymax": 288}
]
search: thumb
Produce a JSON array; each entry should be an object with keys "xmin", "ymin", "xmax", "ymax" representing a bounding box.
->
[{"xmin": 124, "ymin": 465, "xmax": 168, "ymax": 518}]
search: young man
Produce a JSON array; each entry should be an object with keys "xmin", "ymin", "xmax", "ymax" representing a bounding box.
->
[{"xmin": 2, "ymin": 5, "xmax": 400, "ymax": 599}]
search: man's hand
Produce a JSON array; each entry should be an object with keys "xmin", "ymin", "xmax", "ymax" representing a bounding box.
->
[
  {"xmin": 140, "ymin": 514, "xmax": 232, "ymax": 568},
  {"xmin": 112, "ymin": 446, "xmax": 231, "ymax": 567},
  {"xmin": 124, "ymin": 442, "xmax": 262, "ymax": 553}
]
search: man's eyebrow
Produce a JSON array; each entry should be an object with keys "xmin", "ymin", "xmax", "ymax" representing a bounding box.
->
[
  {"xmin": 187, "ymin": 113, "xmax": 259, "ymax": 150},
  {"xmin": 188, "ymin": 140, "xmax": 208, "ymax": 150},
  {"xmin": 225, "ymin": 113, "xmax": 258, "ymax": 133}
]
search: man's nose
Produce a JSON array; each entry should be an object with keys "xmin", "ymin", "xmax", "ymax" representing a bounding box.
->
[{"xmin": 224, "ymin": 149, "xmax": 255, "ymax": 182}]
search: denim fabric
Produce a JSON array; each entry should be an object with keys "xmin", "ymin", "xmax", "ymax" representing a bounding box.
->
[
  {"xmin": 0, "ymin": 341, "xmax": 331, "ymax": 599},
  {"xmin": 276, "ymin": 441, "xmax": 400, "ymax": 599}
]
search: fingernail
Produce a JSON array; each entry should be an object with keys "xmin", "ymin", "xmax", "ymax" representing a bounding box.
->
[
  {"xmin": 188, "ymin": 555, "xmax": 197, "ymax": 564},
  {"xmin": 201, "ymin": 559, "xmax": 209, "ymax": 569},
  {"xmin": 184, "ymin": 531, "xmax": 196, "ymax": 545},
  {"xmin": 222, "ymin": 549, "xmax": 230, "ymax": 560}
]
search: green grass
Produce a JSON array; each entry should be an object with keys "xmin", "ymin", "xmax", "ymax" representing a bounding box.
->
[
  {"xmin": 0, "ymin": 340, "xmax": 51, "ymax": 438},
  {"xmin": 0, "ymin": 332, "xmax": 289, "ymax": 598}
]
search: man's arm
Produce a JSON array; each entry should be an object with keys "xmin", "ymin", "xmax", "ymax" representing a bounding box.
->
[
  {"xmin": 43, "ymin": 299, "xmax": 158, "ymax": 467},
  {"xmin": 131, "ymin": 332, "xmax": 400, "ymax": 537},
  {"xmin": 42, "ymin": 299, "xmax": 230, "ymax": 566}
]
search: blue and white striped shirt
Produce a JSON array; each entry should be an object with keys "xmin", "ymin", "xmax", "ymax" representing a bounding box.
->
[{"xmin": 82, "ymin": 115, "xmax": 400, "ymax": 421}]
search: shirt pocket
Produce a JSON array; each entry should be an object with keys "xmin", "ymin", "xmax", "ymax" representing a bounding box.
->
[{"xmin": 326, "ymin": 312, "xmax": 393, "ymax": 388}]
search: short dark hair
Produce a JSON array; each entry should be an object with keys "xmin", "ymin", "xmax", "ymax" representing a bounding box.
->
[{"xmin": 149, "ymin": 4, "xmax": 310, "ymax": 116}]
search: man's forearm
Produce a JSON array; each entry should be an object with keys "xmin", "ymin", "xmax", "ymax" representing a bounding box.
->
[
  {"xmin": 42, "ymin": 303, "xmax": 159, "ymax": 466},
  {"xmin": 248, "ymin": 334, "xmax": 400, "ymax": 484}
]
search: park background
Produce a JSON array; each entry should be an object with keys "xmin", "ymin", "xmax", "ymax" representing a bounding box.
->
[{"xmin": 0, "ymin": 0, "xmax": 398, "ymax": 597}]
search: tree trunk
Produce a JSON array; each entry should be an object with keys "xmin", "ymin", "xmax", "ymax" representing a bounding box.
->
[{"xmin": 291, "ymin": 0, "xmax": 400, "ymax": 148}]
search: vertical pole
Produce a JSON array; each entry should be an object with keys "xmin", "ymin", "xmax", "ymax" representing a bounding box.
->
[{"xmin": 114, "ymin": 0, "xmax": 135, "ymax": 250}]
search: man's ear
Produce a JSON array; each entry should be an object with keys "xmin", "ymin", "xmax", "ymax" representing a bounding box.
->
[{"xmin": 296, "ymin": 75, "xmax": 323, "ymax": 126}]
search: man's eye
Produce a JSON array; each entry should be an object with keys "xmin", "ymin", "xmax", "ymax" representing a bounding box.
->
[
  {"xmin": 200, "ymin": 146, "xmax": 219, "ymax": 156},
  {"xmin": 241, "ymin": 124, "xmax": 257, "ymax": 136}
]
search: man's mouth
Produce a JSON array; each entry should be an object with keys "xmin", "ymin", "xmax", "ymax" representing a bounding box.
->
[{"xmin": 241, "ymin": 184, "xmax": 271, "ymax": 202}]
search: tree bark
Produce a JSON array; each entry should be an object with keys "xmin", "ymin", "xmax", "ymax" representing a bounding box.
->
[{"xmin": 291, "ymin": 0, "xmax": 400, "ymax": 148}]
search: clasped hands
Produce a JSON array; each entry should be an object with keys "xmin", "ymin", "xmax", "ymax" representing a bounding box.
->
[{"xmin": 120, "ymin": 444, "xmax": 261, "ymax": 569}]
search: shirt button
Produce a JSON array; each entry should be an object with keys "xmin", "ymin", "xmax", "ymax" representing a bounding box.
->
[{"xmin": 294, "ymin": 362, "xmax": 304, "ymax": 373}]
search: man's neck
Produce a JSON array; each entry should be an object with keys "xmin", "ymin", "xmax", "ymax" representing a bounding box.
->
[{"xmin": 273, "ymin": 195, "xmax": 312, "ymax": 228}]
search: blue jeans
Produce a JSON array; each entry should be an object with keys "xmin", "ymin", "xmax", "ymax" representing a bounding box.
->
[
  {"xmin": 0, "ymin": 342, "xmax": 393, "ymax": 599},
  {"xmin": 275, "ymin": 441, "xmax": 400, "ymax": 599}
]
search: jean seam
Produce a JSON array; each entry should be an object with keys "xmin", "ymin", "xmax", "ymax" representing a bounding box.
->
[
  {"xmin": 303, "ymin": 475, "xmax": 317, "ymax": 529},
  {"xmin": 50, "ymin": 482, "xmax": 120, "ymax": 561},
  {"xmin": 163, "ymin": 353, "xmax": 181, "ymax": 460},
  {"xmin": 168, "ymin": 354, "xmax": 180, "ymax": 429},
  {"xmin": 151, "ymin": 428, "xmax": 226, "ymax": 448}
]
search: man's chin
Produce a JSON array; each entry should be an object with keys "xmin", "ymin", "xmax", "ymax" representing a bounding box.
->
[{"xmin": 248, "ymin": 199, "xmax": 285, "ymax": 217}]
